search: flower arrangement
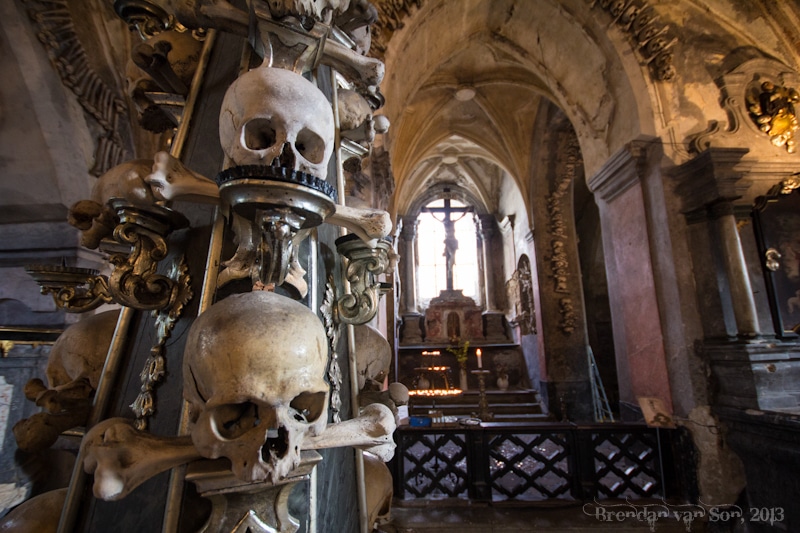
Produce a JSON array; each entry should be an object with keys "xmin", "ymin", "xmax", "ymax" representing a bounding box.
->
[
  {"xmin": 446, "ymin": 338, "xmax": 470, "ymax": 369},
  {"xmin": 495, "ymin": 362, "xmax": 508, "ymax": 379}
]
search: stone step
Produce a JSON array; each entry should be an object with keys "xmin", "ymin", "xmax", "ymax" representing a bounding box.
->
[
  {"xmin": 385, "ymin": 502, "xmax": 700, "ymax": 532},
  {"xmin": 408, "ymin": 389, "xmax": 545, "ymax": 420},
  {"xmin": 410, "ymin": 389, "xmax": 540, "ymax": 404}
]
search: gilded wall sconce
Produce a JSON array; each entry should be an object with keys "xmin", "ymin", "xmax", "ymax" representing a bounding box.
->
[
  {"xmin": 335, "ymin": 234, "xmax": 393, "ymax": 325},
  {"xmin": 101, "ymin": 199, "xmax": 191, "ymax": 311},
  {"xmin": 25, "ymin": 264, "xmax": 112, "ymax": 313}
]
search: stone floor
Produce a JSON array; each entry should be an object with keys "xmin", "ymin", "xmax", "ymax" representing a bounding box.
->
[{"xmin": 381, "ymin": 500, "xmax": 711, "ymax": 532}]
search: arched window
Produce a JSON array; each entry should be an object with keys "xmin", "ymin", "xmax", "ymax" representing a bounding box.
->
[{"xmin": 416, "ymin": 198, "xmax": 479, "ymax": 303}]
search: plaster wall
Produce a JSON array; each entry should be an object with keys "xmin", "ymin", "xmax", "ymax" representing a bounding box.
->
[{"xmin": 0, "ymin": 1, "xmax": 96, "ymax": 223}]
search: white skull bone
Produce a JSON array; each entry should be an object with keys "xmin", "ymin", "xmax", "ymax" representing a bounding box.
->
[
  {"xmin": 183, "ymin": 290, "xmax": 329, "ymax": 483},
  {"xmin": 219, "ymin": 66, "xmax": 334, "ymax": 178}
]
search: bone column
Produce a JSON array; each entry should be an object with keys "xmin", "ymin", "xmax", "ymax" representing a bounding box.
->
[
  {"xmin": 476, "ymin": 214, "xmax": 498, "ymax": 311},
  {"xmin": 399, "ymin": 215, "xmax": 419, "ymax": 314}
]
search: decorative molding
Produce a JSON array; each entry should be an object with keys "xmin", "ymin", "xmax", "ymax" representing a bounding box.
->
[
  {"xmin": 335, "ymin": 236, "xmax": 393, "ymax": 325},
  {"xmin": 585, "ymin": 0, "xmax": 676, "ymax": 82},
  {"xmin": 587, "ymin": 137, "xmax": 650, "ymax": 202},
  {"xmin": 688, "ymin": 58, "xmax": 800, "ymax": 155},
  {"xmin": 130, "ymin": 254, "xmax": 193, "ymax": 430},
  {"xmin": 321, "ymin": 278, "xmax": 342, "ymax": 423},
  {"xmin": 24, "ymin": 264, "xmax": 113, "ymax": 313},
  {"xmin": 23, "ymin": 0, "xmax": 129, "ymax": 175},
  {"xmin": 370, "ymin": 0, "xmax": 424, "ymax": 58}
]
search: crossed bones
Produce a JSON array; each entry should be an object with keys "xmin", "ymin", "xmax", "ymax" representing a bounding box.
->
[{"xmin": 83, "ymin": 403, "xmax": 395, "ymax": 501}]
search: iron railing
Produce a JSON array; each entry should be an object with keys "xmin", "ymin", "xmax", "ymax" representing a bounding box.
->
[{"xmin": 391, "ymin": 422, "xmax": 685, "ymax": 503}]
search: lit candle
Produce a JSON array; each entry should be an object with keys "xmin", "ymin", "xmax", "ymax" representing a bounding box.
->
[{"xmin": 476, "ymin": 348, "xmax": 482, "ymax": 368}]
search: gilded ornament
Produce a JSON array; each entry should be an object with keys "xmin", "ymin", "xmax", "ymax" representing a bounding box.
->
[{"xmin": 746, "ymin": 81, "xmax": 800, "ymax": 153}]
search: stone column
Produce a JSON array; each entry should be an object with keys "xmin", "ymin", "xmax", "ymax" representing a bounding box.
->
[
  {"xmin": 588, "ymin": 138, "xmax": 673, "ymax": 417},
  {"xmin": 531, "ymin": 131, "xmax": 593, "ymax": 422},
  {"xmin": 398, "ymin": 216, "xmax": 418, "ymax": 314},
  {"xmin": 673, "ymin": 148, "xmax": 759, "ymax": 338},
  {"xmin": 398, "ymin": 216, "xmax": 423, "ymax": 344},
  {"xmin": 476, "ymin": 214, "xmax": 498, "ymax": 311}
]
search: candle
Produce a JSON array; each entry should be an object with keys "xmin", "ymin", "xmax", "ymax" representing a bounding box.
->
[{"xmin": 476, "ymin": 348, "xmax": 482, "ymax": 368}]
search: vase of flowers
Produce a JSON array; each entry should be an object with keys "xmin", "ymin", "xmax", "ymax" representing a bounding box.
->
[
  {"xmin": 495, "ymin": 363, "xmax": 509, "ymax": 390},
  {"xmin": 447, "ymin": 338, "xmax": 470, "ymax": 391}
]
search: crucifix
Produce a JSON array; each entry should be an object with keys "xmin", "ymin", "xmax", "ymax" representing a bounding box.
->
[{"xmin": 423, "ymin": 197, "xmax": 473, "ymax": 291}]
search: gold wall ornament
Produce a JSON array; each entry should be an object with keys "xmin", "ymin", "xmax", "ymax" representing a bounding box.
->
[
  {"xmin": 25, "ymin": 264, "xmax": 113, "ymax": 313},
  {"xmin": 334, "ymin": 235, "xmax": 392, "ymax": 325},
  {"xmin": 778, "ymin": 175, "xmax": 800, "ymax": 194},
  {"xmin": 0, "ymin": 341, "xmax": 14, "ymax": 357},
  {"xmin": 102, "ymin": 200, "xmax": 190, "ymax": 311},
  {"xmin": 765, "ymin": 248, "xmax": 782, "ymax": 272},
  {"xmin": 130, "ymin": 255, "xmax": 193, "ymax": 430},
  {"xmin": 746, "ymin": 81, "xmax": 800, "ymax": 153}
]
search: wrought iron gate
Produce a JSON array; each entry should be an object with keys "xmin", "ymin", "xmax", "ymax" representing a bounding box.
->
[{"xmin": 392, "ymin": 422, "xmax": 684, "ymax": 503}]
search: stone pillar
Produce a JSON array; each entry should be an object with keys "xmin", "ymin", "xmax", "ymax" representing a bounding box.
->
[
  {"xmin": 398, "ymin": 216, "xmax": 418, "ymax": 315},
  {"xmin": 530, "ymin": 131, "xmax": 593, "ymax": 422},
  {"xmin": 672, "ymin": 148, "xmax": 759, "ymax": 338},
  {"xmin": 588, "ymin": 139, "xmax": 673, "ymax": 417},
  {"xmin": 398, "ymin": 216, "xmax": 423, "ymax": 344},
  {"xmin": 476, "ymin": 214, "xmax": 498, "ymax": 311}
]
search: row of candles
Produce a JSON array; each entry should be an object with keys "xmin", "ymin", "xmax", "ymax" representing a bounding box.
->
[{"xmin": 422, "ymin": 348, "xmax": 484, "ymax": 368}]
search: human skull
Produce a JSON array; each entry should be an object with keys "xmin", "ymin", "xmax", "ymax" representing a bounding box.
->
[
  {"xmin": 353, "ymin": 324, "xmax": 391, "ymax": 391},
  {"xmin": 219, "ymin": 66, "xmax": 334, "ymax": 178},
  {"xmin": 183, "ymin": 290, "xmax": 329, "ymax": 483}
]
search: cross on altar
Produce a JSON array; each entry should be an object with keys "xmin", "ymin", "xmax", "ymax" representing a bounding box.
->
[{"xmin": 423, "ymin": 197, "xmax": 473, "ymax": 290}]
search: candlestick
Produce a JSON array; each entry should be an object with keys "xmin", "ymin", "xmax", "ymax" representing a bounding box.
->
[{"xmin": 476, "ymin": 348, "xmax": 482, "ymax": 368}]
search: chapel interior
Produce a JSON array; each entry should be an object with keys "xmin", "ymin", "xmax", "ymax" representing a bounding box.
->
[{"xmin": 1, "ymin": 0, "xmax": 800, "ymax": 532}]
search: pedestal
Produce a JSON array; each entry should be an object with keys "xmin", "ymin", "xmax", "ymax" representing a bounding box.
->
[
  {"xmin": 400, "ymin": 313, "xmax": 424, "ymax": 344},
  {"xmin": 185, "ymin": 451, "xmax": 322, "ymax": 532},
  {"xmin": 471, "ymin": 369, "xmax": 493, "ymax": 421}
]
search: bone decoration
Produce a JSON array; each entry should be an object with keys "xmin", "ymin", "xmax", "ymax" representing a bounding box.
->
[
  {"xmin": 13, "ymin": 310, "xmax": 120, "ymax": 453},
  {"xmin": 81, "ymin": 404, "xmax": 396, "ymax": 500},
  {"xmin": 183, "ymin": 291, "xmax": 330, "ymax": 484},
  {"xmin": 219, "ymin": 66, "xmax": 334, "ymax": 177},
  {"xmin": 149, "ymin": 0, "xmax": 385, "ymax": 87},
  {"xmin": 68, "ymin": 159, "xmax": 160, "ymax": 249},
  {"xmin": 143, "ymin": 152, "xmax": 393, "ymax": 247},
  {"xmin": 82, "ymin": 418, "xmax": 198, "ymax": 501},
  {"xmin": 146, "ymin": 151, "xmax": 221, "ymax": 203}
]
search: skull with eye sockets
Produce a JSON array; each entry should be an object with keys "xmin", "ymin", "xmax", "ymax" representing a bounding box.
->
[
  {"xmin": 183, "ymin": 290, "xmax": 329, "ymax": 483},
  {"xmin": 219, "ymin": 66, "xmax": 334, "ymax": 179}
]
